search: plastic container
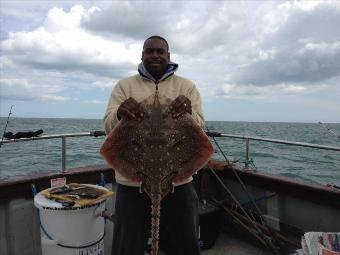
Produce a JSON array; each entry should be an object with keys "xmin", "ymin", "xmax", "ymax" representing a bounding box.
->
[{"xmin": 34, "ymin": 184, "xmax": 108, "ymax": 255}]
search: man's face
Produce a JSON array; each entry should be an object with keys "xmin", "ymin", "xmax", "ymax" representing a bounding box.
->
[{"xmin": 142, "ymin": 38, "xmax": 170, "ymax": 78}]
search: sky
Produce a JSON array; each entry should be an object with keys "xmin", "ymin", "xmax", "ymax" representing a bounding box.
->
[{"xmin": 0, "ymin": 0, "xmax": 340, "ymax": 123}]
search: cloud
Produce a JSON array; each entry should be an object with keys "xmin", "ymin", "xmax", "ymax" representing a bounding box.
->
[
  {"xmin": 0, "ymin": 77, "xmax": 70, "ymax": 101},
  {"xmin": 40, "ymin": 95, "xmax": 72, "ymax": 101},
  {"xmin": 80, "ymin": 1, "xmax": 272, "ymax": 55},
  {"xmin": 85, "ymin": 99, "xmax": 107, "ymax": 104},
  {"xmin": 1, "ymin": 0, "xmax": 340, "ymax": 115},
  {"xmin": 83, "ymin": 0, "xmax": 340, "ymax": 96},
  {"xmin": 90, "ymin": 79, "xmax": 116, "ymax": 90},
  {"xmin": 218, "ymin": 82, "xmax": 335, "ymax": 101},
  {"xmin": 81, "ymin": 1, "xmax": 179, "ymax": 40},
  {"xmin": 230, "ymin": 1, "xmax": 340, "ymax": 86},
  {"xmin": 1, "ymin": 5, "xmax": 140, "ymax": 78}
]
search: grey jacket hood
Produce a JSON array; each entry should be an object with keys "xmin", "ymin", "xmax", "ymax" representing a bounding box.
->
[{"xmin": 138, "ymin": 61, "xmax": 178, "ymax": 83}]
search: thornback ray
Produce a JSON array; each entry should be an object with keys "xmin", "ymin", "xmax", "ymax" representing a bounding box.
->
[{"xmin": 100, "ymin": 91, "xmax": 214, "ymax": 255}]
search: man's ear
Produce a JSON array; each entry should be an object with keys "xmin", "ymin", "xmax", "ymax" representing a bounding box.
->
[
  {"xmin": 141, "ymin": 51, "xmax": 144, "ymax": 61},
  {"xmin": 168, "ymin": 52, "xmax": 170, "ymax": 61}
]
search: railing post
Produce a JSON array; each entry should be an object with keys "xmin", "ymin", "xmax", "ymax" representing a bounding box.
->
[
  {"xmin": 245, "ymin": 138, "xmax": 250, "ymax": 169},
  {"xmin": 62, "ymin": 137, "xmax": 66, "ymax": 172}
]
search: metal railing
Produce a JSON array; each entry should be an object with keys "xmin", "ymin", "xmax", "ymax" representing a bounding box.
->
[
  {"xmin": 1, "ymin": 131, "xmax": 106, "ymax": 172},
  {"xmin": 206, "ymin": 131, "xmax": 340, "ymax": 169},
  {"xmin": 2, "ymin": 130, "xmax": 340, "ymax": 172}
]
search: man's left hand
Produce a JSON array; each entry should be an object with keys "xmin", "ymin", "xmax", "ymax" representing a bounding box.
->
[{"xmin": 169, "ymin": 95, "xmax": 192, "ymax": 118}]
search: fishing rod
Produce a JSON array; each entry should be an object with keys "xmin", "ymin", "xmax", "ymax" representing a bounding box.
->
[
  {"xmin": 0, "ymin": 105, "xmax": 14, "ymax": 148},
  {"xmin": 206, "ymin": 127, "xmax": 290, "ymax": 254},
  {"xmin": 318, "ymin": 121, "xmax": 340, "ymax": 140}
]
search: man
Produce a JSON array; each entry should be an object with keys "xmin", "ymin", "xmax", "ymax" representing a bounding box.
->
[{"xmin": 104, "ymin": 35, "xmax": 204, "ymax": 255}]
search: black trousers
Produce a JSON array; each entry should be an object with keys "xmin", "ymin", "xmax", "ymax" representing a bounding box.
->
[{"xmin": 112, "ymin": 182, "xmax": 201, "ymax": 255}]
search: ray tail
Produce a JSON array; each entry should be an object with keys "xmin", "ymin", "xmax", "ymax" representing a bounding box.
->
[{"xmin": 150, "ymin": 191, "xmax": 161, "ymax": 255}]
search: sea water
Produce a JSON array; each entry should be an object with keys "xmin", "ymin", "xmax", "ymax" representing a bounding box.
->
[{"xmin": 0, "ymin": 118, "xmax": 339, "ymax": 185}]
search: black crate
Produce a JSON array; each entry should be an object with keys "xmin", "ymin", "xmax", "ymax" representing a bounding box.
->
[{"xmin": 198, "ymin": 203, "xmax": 221, "ymax": 250}]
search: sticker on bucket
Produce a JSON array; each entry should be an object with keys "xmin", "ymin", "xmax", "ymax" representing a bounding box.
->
[
  {"xmin": 77, "ymin": 239, "xmax": 104, "ymax": 255},
  {"xmin": 50, "ymin": 177, "xmax": 66, "ymax": 188}
]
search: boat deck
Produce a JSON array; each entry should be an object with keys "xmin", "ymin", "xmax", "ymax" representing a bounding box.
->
[
  {"xmin": 202, "ymin": 232, "xmax": 267, "ymax": 255},
  {"xmin": 2, "ymin": 163, "xmax": 340, "ymax": 255},
  {"xmin": 155, "ymin": 231, "xmax": 267, "ymax": 255}
]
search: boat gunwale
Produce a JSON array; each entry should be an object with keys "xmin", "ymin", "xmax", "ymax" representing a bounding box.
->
[
  {"xmin": 0, "ymin": 164, "xmax": 114, "ymax": 201},
  {"xmin": 208, "ymin": 160, "xmax": 340, "ymax": 209},
  {"xmin": 1, "ymin": 161, "xmax": 340, "ymax": 209}
]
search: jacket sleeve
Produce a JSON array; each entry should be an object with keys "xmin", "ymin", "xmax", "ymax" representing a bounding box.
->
[
  {"xmin": 187, "ymin": 84, "xmax": 205, "ymax": 129},
  {"xmin": 103, "ymin": 82, "xmax": 126, "ymax": 134}
]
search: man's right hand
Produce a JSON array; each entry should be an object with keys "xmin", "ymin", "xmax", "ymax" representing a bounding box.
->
[{"xmin": 117, "ymin": 98, "xmax": 145, "ymax": 121}]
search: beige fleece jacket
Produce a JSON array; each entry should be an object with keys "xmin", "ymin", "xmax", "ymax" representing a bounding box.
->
[{"xmin": 103, "ymin": 73, "xmax": 205, "ymax": 186}]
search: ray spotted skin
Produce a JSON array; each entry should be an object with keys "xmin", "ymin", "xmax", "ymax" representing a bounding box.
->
[{"xmin": 101, "ymin": 92, "xmax": 214, "ymax": 255}]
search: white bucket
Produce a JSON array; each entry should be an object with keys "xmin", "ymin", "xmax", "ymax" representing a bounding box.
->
[{"xmin": 34, "ymin": 184, "xmax": 108, "ymax": 255}]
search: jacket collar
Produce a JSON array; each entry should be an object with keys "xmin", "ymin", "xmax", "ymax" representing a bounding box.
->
[{"xmin": 138, "ymin": 62, "xmax": 178, "ymax": 83}]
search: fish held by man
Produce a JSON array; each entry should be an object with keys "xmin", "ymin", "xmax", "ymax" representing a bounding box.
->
[{"xmin": 100, "ymin": 91, "xmax": 214, "ymax": 255}]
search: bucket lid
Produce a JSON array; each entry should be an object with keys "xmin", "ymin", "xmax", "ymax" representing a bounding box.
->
[{"xmin": 34, "ymin": 184, "xmax": 112, "ymax": 210}]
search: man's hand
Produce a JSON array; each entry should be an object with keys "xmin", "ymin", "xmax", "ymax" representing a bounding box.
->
[
  {"xmin": 117, "ymin": 98, "xmax": 145, "ymax": 121},
  {"xmin": 169, "ymin": 95, "xmax": 192, "ymax": 118}
]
